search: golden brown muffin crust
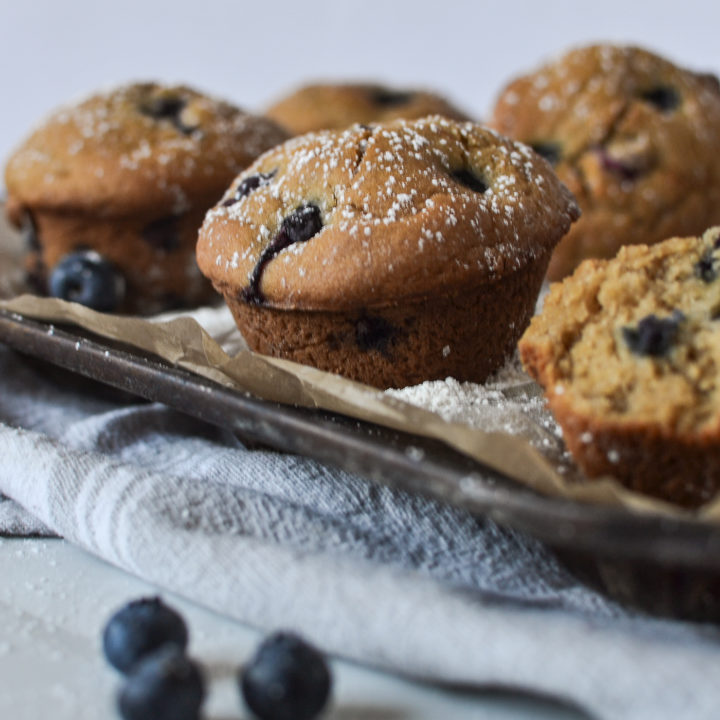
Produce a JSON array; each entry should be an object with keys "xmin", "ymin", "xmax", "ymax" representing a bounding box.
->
[
  {"xmin": 3, "ymin": 82, "xmax": 289, "ymax": 314},
  {"xmin": 198, "ymin": 116, "xmax": 579, "ymax": 311},
  {"xmin": 265, "ymin": 82, "xmax": 471, "ymax": 135},
  {"xmin": 5, "ymin": 82, "xmax": 289, "ymax": 220},
  {"xmin": 490, "ymin": 44, "xmax": 720, "ymax": 280}
]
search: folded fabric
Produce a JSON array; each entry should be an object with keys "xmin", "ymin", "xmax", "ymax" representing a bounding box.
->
[{"xmin": 2, "ymin": 342, "xmax": 720, "ymax": 720}]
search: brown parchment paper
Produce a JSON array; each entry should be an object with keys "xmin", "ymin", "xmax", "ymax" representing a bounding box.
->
[{"xmin": 2, "ymin": 211, "xmax": 719, "ymax": 522}]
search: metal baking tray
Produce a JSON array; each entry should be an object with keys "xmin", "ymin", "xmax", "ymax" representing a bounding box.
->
[{"xmin": 3, "ymin": 307, "xmax": 720, "ymax": 622}]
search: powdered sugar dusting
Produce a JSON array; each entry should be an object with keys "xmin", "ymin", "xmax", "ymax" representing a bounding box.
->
[
  {"xmin": 6, "ymin": 82, "xmax": 287, "ymax": 211},
  {"xmin": 386, "ymin": 352, "xmax": 578, "ymax": 477},
  {"xmin": 200, "ymin": 115, "xmax": 579, "ymax": 306}
]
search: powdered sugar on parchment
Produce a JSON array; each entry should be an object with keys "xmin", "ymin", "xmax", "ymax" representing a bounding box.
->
[{"xmin": 385, "ymin": 351, "xmax": 572, "ymax": 468}]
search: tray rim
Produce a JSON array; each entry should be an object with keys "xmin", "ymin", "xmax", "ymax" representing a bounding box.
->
[{"xmin": 3, "ymin": 307, "xmax": 720, "ymax": 574}]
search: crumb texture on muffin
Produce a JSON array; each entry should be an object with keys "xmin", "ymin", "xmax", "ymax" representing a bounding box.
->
[{"xmin": 520, "ymin": 227, "xmax": 720, "ymax": 506}]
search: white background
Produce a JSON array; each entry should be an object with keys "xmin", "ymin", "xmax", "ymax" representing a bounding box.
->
[{"xmin": 2, "ymin": 0, "xmax": 718, "ymax": 186}]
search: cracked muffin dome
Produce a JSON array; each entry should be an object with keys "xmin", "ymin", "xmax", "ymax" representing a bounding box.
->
[
  {"xmin": 4, "ymin": 82, "xmax": 288, "ymax": 314},
  {"xmin": 197, "ymin": 116, "xmax": 579, "ymax": 388},
  {"xmin": 519, "ymin": 227, "xmax": 720, "ymax": 507},
  {"xmin": 490, "ymin": 44, "xmax": 720, "ymax": 280},
  {"xmin": 264, "ymin": 82, "xmax": 471, "ymax": 136}
]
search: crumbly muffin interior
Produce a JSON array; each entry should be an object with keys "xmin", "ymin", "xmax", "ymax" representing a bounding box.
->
[{"xmin": 523, "ymin": 227, "xmax": 720, "ymax": 433}]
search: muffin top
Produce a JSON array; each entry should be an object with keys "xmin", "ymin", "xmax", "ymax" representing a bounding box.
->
[
  {"xmin": 197, "ymin": 116, "xmax": 579, "ymax": 311},
  {"xmin": 264, "ymin": 82, "xmax": 471, "ymax": 135},
  {"xmin": 5, "ymin": 82, "xmax": 288, "ymax": 221},
  {"xmin": 490, "ymin": 44, "xmax": 720, "ymax": 278}
]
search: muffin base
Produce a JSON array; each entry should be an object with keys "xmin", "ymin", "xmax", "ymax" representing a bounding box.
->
[
  {"xmin": 550, "ymin": 398, "xmax": 720, "ymax": 508},
  {"xmin": 223, "ymin": 255, "xmax": 549, "ymax": 389}
]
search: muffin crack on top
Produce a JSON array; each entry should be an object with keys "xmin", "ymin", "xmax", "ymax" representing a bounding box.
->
[{"xmin": 201, "ymin": 118, "xmax": 576, "ymax": 308}]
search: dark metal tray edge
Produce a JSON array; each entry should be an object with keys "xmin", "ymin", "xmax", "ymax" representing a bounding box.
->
[{"xmin": 3, "ymin": 308, "xmax": 720, "ymax": 570}]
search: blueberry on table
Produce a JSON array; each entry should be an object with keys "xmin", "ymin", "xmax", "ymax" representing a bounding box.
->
[
  {"xmin": 117, "ymin": 645, "xmax": 205, "ymax": 720},
  {"xmin": 102, "ymin": 596, "xmax": 188, "ymax": 673},
  {"xmin": 48, "ymin": 250, "xmax": 125, "ymax": 312},
  {"xmin": 240, "ymin": 631, "xmax": 332, "ymax": 720}
]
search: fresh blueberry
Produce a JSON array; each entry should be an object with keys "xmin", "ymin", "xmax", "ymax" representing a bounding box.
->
[
  {"xmin": 622, "ymin": 312, "xmax": 684, "ymax": 357},
  {"xmin": 102, "ymin": 596, "xmax": 189, "ymax": 674},
  {"xmin": 117, "ymin": 645, "xmax": 205, "ymax": 720},
  {"xmin": 140, "ymin": 95, "xmax": 185, "ymax": 120},
  {"xmin": 640, "ymin": 85, "xmax": 680, "ymax": 112},
  {"xmin": 451, "ymin": 168, "xmax": 488, "ymax": 194},
  {"xmin": 48, "ymin": 250, "xmax": 125, "ymax": 312},
  {"xmin": 371, "ymin": 88, "xmax": 414, "ymax": 107},
  {"xmin": 242, "ymin": 204, "xmax": 323, "ymax": 304},
  {"xmin": 241, "ymin": 632, "xmax": 332, "ymax": 720},
  {"xmin": 280, "ymin": 203, "xmax": 324, "ymax": 246},
  {"xmin": 530, "ymin": 141, "xmax": 562, "ymax": 166},
  {"xmin": 223, "ymin": 171, "xmax": 276, "ymax": 206}
]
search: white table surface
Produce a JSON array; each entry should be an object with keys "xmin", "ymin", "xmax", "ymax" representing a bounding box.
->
[{"xmin": 0, "ymin": 536, "xmax": 585, "ymax": 719}]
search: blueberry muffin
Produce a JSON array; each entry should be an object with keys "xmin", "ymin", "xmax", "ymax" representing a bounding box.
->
[
  {"xmin": 197, "ymin": 116, "xmax": 579, "ymax": 388},
  {"xmin": 4, "ymin": 82, "xmax": 288, "ymax": 314},
  {"xmin": 490, "ymin": 44, "xmax": 720, "ymax": 280},
  {"xmin": 519, "ymin": 227, "xmax": 720, "ymax": 507},
  {"xmin": 264, "ymin": 82, "xmax": 470, "ymax": 136}
]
